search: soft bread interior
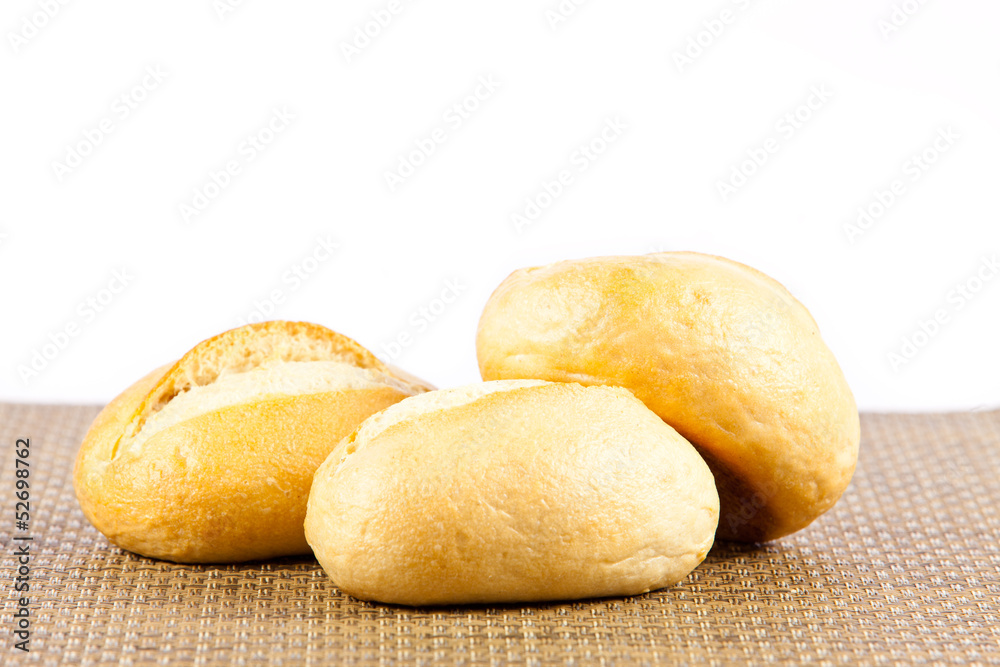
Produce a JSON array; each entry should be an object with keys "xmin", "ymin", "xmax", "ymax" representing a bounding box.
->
[
  {"xmin": 123, "ymin": 361, "xmax": 418, "ymax": 453},
  {"xmin": 348, "ymin": 379, "xmax": 550, "ymax": 447}
]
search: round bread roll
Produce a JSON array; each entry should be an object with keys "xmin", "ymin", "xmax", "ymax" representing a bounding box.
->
[
  {"xmin": 74, "ymin": 321, "xmax": 430, "ymax": 563},
  {"xmin": 476, "ymin": 252, "xmax": 860, "ymax": 543},
  {"xmin": 305, "ymin": 380, "xmax": 719, "ymax": 606}
]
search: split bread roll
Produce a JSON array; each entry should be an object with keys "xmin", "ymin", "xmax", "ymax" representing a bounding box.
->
[
  {"xmin": 477, "ymin": 252, "xmax": 860, "ymax": 543},
  {"xmin": 74, "ymin": 321, "xmax": 430, "ymax": 563},
  {"xmin": 305, "ymin": 380, "xmax": 719, "ymax": 606}
]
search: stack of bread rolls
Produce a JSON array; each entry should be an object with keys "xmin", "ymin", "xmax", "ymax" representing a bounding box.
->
[{"xmin": 75, "ymin": 252, "xmax": 859, "ymax": 606}]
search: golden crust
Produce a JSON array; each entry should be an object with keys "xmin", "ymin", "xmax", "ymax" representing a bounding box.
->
[
  {"xmin": 121, "ymin": 321, "xmax": 406, "ymax": 444},
  {"xmin": 74, "ymin": 322, "xmax": 427, "ymax": 563},
  {"xmin": 476, "ymin": 252, "xmax": 860, "ymax": 542},
  {"xmin": 305, "ymin": 381, "xmax": 719, "ymax": 606}
]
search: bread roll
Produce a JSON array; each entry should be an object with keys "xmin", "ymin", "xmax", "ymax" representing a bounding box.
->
[
  {"xmin": 305, "ymin": 380, "xmax": 719, "ymax": 606},
  {"xmin": 476, "ymin": 252, "xmax": 860, "ymax": 543},
  {"xmin": 74, "ymin": 321, "xmax": 430, "ymax": 563}
]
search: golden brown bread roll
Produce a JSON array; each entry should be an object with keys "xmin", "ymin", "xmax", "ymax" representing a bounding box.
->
[
  {"xmin": 74, "ymin": 321, "xmax": 430, "ymax": 563},
  {"xmin": 305, "ymin": 380, "xmax": 719, "ymax": 606},
  {"xmin": 476, "ymin": 252, "xmax": 860, "ymax": 543}
]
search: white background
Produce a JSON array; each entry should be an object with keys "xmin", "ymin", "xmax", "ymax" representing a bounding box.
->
[{"xmin": 1, "ymin": 0, "xmax": 998, "ymax": 411}]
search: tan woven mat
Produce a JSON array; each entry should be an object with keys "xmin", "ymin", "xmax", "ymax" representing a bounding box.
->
[{"xmin": 1, "ymin": 404, "xmax": 998, "ymax": 666}]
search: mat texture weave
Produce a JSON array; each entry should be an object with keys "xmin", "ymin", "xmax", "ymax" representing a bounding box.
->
[{"xmin": 1, "ymin": 404, "xmax": 998, "ymax": 666}]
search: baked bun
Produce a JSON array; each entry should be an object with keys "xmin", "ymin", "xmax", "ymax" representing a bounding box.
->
[
  {"xmin": 74, "ymin": 321, "xmax": 430, "ymax": 563},
  {"xmin": 305, "ymin": 380, "xmax": 719, "ymax": 606},
  {"xmin": 476, "ymin": 252, "xmax": 860, "ymax": 543}
]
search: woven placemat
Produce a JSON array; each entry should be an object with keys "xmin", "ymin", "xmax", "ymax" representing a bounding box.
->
[{"xmin": 1, "ymin": 404, "xmax": 998, "ymax": 666}]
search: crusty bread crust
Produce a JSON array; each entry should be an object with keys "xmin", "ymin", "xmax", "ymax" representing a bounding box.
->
[
  {"xmin": 305, "ymin": 381, "xmax": 719, "ymax": 606},
  {"xmin": 74, "ymin": 321, "xmax": 428, "ymax": 563},
  {"xmin": 476, "ymin": 252, "xmax": 860, "ymax": 542},
  {"xmin": 119, "ymin": 320, "xmax": 410, "ymax": 447}
]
